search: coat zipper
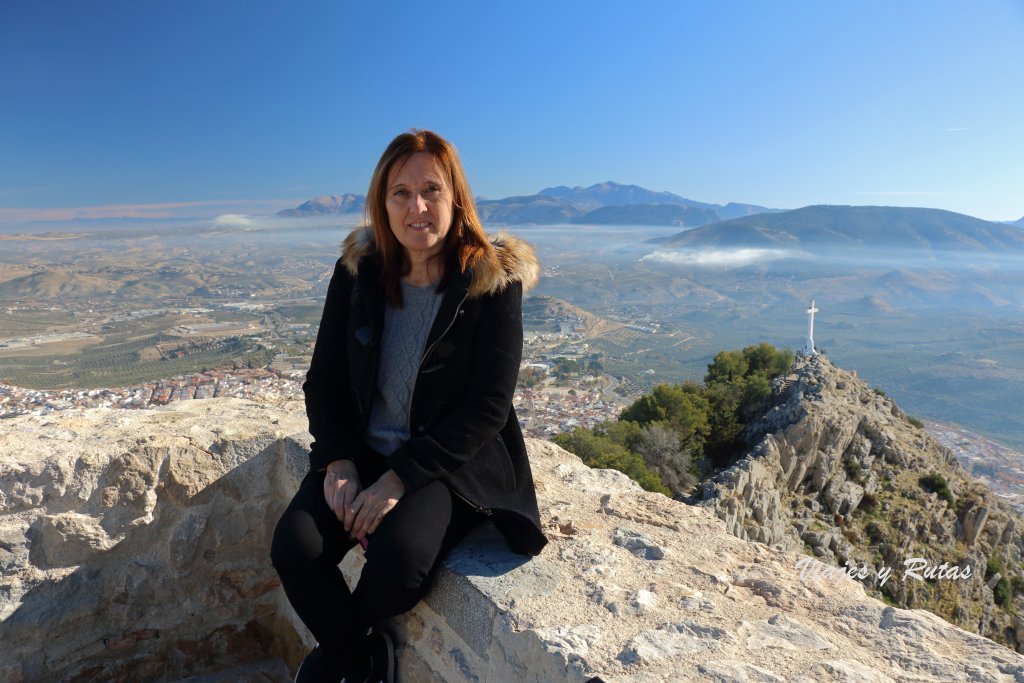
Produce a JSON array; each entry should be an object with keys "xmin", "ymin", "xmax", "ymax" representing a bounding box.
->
[
  {"xmin": 419, "ymin": 290, "xmax": 470, "ymax": 371},
  {"xmin": 451, "ymin": 486, "xmax": 493, "ymax": 517},
  {"xmin": 412, "ymin": 287, "xmax": 490, "ymax": 517}
]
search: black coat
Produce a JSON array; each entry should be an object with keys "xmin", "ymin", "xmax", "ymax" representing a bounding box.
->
[{"xmin": 303, "ymin": 228, "xmax": 548, "ymax": 556}]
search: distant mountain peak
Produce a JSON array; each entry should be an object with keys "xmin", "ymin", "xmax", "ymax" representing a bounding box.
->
[
  {"xmin": 537, "ymin": 181, "xmax": 692, "ymax": 208},
  {"xmin": 276, "ymin": 193, "xmax": 364, "ymax": 217}
]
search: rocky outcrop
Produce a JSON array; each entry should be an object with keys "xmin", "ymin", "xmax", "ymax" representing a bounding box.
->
[
  {"xmin": 0, "ymin": 399, "xmax": 312, "ymax": 681},
  {"xmin": 696, "ymin": 354, "xmax": 1024, "ymax": 652},
  {"xmin": 2, "ymin": 398, "xmax": 1023, "ymax": 681}
]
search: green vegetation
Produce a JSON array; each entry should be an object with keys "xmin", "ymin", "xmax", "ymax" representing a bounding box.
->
[
  {"xmin": 1011, "ymin": 574, "xmax": 1024, "ymax": 598},
  {"xmin": 906, "ymin": 415, "xmax": 924, "ymax": 429},
  {"xmin": 551, "ymin": 342, "xmax": 793, "ymax": 494},
  {"xmin": 972, "ymin": 461, "xmax": 998, "ymax": 478},
  {"xmin": 986, "ymin": 554, "xmax": 1002, "ymax": 580},
  {"xmin": 552, "ymin": 427, "xmax": 670, "ymax": 495},
  {"xmin": 551, "ymin": 357, "xmax": 580, "ymax": 379},
  {"xmin": 918, "ymin": 472, "xmax": 955, "ymax": 506},
  {"xmin": 844, "ymin": 458, "xmax": 866, "ymax": 485},
  {"xmin": 987, "ymin": 554, "xmax": 1013, "ymax": 611}
]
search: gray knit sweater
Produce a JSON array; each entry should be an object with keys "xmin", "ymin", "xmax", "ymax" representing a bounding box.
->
[{"xmin": 364, "ymin": 280, "xmax": 444, "ymax": 457}]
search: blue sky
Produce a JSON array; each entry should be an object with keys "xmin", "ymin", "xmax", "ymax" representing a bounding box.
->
[{"xmin": 1, "ymin": 0, "xmax": 1022, "ymax": 222}]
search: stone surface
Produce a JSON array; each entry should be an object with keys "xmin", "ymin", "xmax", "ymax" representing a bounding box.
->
[
  {"xmin": 0, "ymin": 398, "xmax": 312, "ymax": 681},
  {"xmin": 696, "ymin": 354, "xmax": 1024, "ymax": 651},
  {"xmin": 0, "ymin": 398, "xmax": 1022, "ymax": 681}
]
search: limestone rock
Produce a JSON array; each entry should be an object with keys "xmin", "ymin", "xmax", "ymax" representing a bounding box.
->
[
  {"xmin": 1, "ymin": 399, "xmax": 1022, "ymax": 681},
  {"xmin": 695, "ymin": 354, "xmax": 1024, "ymax": 652},
  {"xmin": 0, "ymin": 398, "xmax": 311, "ymax": 682},
  {"xmin": 962, "ymin": 504, "xmax": 990, "ymax": 546},
  {"xmin": 823, "ymin": 478, "xmax": 864, "ymax": 517}
]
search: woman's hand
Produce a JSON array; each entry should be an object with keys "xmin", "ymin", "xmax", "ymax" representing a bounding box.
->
[
  {"xmin": 323, "ymin": 459, "xmax": 362, "ymax": 531},
  {"xmin": 348, "ymin": 470, "xmax": 406, "ymax": 541}
]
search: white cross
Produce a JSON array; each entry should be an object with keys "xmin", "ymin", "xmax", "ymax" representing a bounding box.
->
[{"xmin": 804, "ymin": 300, "xmax": 818, "ymax": 355}]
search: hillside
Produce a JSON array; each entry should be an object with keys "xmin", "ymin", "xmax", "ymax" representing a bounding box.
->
[
  {"xmin": 696, "ymin": 353, "xmax": 1024, "ymax": 651},
  {"xmin": 0, "ymin": 269, "xmax": 119, "ymax": 299},
  {"xmin": 660, "ymin": 205, "xmax": 1024, "ymax": 253},
  {"xmin": 570, "ymin": 203, "xmax": 718, "ymax": 227}
]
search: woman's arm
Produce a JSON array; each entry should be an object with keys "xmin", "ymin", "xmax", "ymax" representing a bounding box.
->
[
  {"xmin": 303, "ymin": 258, "xmax": 362, "ymax": 472},
  {"xmin": 386, "ymin": 281, "xmax": 523, "ymax": 492}
]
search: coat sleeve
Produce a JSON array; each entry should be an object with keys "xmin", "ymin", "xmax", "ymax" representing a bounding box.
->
[
  {"xmin": 386, "ymin": 281, "xmax": 523, "ymax": 492},
  {"xmin": 302, "ymin": 258, "xmax": 362, "ymax": 472}
]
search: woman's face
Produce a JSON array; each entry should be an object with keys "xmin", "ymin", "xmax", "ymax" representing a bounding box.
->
[{"xmin": 385, "ymin": 152, "xmax": 453, "ymax": 262}]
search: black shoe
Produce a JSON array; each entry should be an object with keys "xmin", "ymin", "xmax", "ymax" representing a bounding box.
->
[
  {"xmin": 347, "ymin": 631, "xmax": 395, "ymax": 683},
  {"xmin": 294, "ymin": 645, "xmax": 342, "ymax": 683}
]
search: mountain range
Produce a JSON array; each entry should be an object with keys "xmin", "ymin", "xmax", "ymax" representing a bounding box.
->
[
  {"xmin": 276, "ymin": 193, "xmax": 364, "ymax": 217},
  {"xmin": 276, "ymin": 182, "xmax": 779, "ymax": 226},
  {"xmin": 275, "ymin": 187, "xmax": 1024, "ymax": 255}
]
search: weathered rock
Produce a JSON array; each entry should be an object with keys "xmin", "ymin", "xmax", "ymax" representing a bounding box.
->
[
  {"xmin": 696, "ymin": 354, "xmax": 1024, "ymax": 652},
  {"xmin": 962, "ymin": 504, "xmax": 990, "ymax": 547},
  {"xmin": 29, "ymin": 511, "xmax": 114, "ymax": 568},
  {"xmin": 698, "ymin": 660, "xmax": 785, "ymax": 682},
  {"xmin": 1, "ymin": 399, "xmax": 1023, "ymax": 681},
  {"xmin": 612, "ymin": 528, "xmax": 668, "ymax": 560},
  {"xmin": 823, "ymin": 478, "xmax": 865, "ymax": 517},
  {"xmin": 0, "ymin": 399, "xmax": 311, "ymax": 682}
]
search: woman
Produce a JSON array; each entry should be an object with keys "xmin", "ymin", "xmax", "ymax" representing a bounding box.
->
[{"xmin": 271, "ymin": 130, "xmax": 547, "ymax": 683}]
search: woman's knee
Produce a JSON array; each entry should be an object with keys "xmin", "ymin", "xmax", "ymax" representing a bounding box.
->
[
  {"xmin": 354, "ymin": 555, "xmax": 432, "ymax": 621},
  {"xmin": 270, "ymin": 504, "xmax": 337, "ymax": 570},
  {"xmin": 365, "ymin": 545, "xmax": 433, "ymax": 593},
  {"xmin": 270, "ymin": 472, "xmax": 345, "ymax": 568},
  {"xmin": 360, "ymin": 518, "xmax": 447, "ymax": 593},
  {"xmin": 270, "ymin": 508, "xmax": 305, "ymax": 569}
]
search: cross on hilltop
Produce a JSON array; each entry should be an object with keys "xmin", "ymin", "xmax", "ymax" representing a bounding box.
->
[{"xmin": 803, "ymin": 300, "xmax": 818, "ymax": 356}]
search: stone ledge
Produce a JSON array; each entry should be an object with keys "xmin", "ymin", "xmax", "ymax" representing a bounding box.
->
[{"xmin": 1, "ymin": 399, "xmax": 1022, "ymax": 682}]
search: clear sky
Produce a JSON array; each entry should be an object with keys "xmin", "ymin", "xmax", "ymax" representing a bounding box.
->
[{"xmin": 2, "ymin": 0, "xmax": 1022, "ymax": 223}]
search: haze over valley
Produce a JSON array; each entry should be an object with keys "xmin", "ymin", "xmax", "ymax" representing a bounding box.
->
[{"xmin": 3, "ymin": 186, "xmax": 1023, "ymax": 456}]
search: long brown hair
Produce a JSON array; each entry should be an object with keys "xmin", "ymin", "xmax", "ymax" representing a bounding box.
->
[{"xmin": 366, "ymin": 130, "xmax": 494, "ymax": 307}]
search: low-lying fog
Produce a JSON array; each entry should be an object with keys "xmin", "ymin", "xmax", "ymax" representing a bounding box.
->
[{"xmin": 2, "ymin": 216, "xmax": 1023, "ymax": 448}]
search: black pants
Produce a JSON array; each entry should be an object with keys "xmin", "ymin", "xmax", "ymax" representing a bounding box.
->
[{"xmin": 270, "ymin": 460, "xmax": 478, "ymax": 674}]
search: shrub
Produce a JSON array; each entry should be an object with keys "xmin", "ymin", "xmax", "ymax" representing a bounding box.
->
[
  {"xmin": 919, "ymin": 473, "xmax": 955, "ymax": 505},
  {"xmin": 552, "ymin": 428, "xmax": 670, "ymax": 495},
  {"xmin": 987, "ymin": 554, "xmax": 1003, "ymax": 580},
  {"xmin": 865, "ymin": 521, "xmax": 886, "ymax": 544},
  {"xmin": 906, "ymin": 415, "xmax": 924, "ymax": 429},
  {"xmin": 994, "ymin": 578, "xmax": 1012, "ymax": 611}
]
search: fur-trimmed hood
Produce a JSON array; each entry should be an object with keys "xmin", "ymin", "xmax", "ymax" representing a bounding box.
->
[{"xmin": 339, "ymin": 226, "xmax": 540, "ymax": 299}]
